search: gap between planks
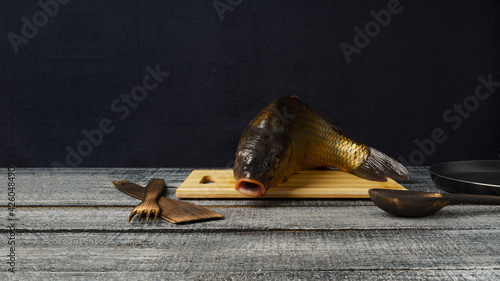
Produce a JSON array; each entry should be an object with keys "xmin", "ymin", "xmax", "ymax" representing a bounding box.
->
[
  {"xmin": 6, "ymin": 227, "xmax": 483, "ymax": 234},
  {"xmin": 1, "ymin": 203, "xmax": 377, "ymax": 209}
]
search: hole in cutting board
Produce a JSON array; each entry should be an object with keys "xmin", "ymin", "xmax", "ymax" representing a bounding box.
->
[{"xmin": 200, "ymin": 175, "xmax": 216, "ymax": 184}]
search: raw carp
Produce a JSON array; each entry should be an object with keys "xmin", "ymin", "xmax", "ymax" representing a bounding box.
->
[{"xmin": 233, "ymin": 96, "xmax": 409, "ymax": 197}]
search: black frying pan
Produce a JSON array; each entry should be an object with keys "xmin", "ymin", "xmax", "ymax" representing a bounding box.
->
[{"xmin": 429, "ymin": 160, "xmax": 500, "ymax": 196}]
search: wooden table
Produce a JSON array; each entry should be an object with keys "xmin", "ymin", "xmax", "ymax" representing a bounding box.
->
[{"xmin": 3, "ymin": 167, "xmax": 500, "ymax": 280}]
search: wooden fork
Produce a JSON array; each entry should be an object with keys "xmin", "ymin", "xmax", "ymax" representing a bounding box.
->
[{"xmin": 128, "ymin": 179, "xmax": 165, "ymax": 223}]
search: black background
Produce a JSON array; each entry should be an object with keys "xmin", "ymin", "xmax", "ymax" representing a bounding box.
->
[{"xmin": 1, "ymin": 0, "xmax": 499, "ymax": 168}]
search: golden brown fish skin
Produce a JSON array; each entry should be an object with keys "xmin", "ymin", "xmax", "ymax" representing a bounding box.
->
[
  {"xmin": 234, "ymin": 95, "xmax": 409, "ymax": 197},
  {"xmin": 281, "ymin": 98, "xmax": 370, "ymax": 174}
]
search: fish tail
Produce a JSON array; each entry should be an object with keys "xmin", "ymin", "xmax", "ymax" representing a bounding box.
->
[{"xmin": 350, "ymin": 147, "xmax": 410, "ymax": 182}]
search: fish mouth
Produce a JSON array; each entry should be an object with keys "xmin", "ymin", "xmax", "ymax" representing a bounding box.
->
[{"xmin": 235, "ymin": 178, "xmax": 267, "ymax": 197}]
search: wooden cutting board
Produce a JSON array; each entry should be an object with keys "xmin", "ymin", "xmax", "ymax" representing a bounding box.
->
[{"xmin": 176, "ymin": 169, "xmax": 406, "ymax": 199}]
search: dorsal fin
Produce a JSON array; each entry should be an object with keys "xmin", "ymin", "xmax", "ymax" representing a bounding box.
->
[
  {"xmin": 323, "ymin": 116, "xmax": 344, "ymax": 135},
  {"xmin": 286, "ymin": 96, "xmax": 344, "ymax": 135}
]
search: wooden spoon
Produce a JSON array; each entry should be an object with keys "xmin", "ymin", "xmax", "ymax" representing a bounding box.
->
[{"xmin": 369, "ymin": 189, "xmax": 500, "ymax": 217}]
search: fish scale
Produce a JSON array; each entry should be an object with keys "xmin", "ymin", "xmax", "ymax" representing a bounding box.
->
[{"xmin": 284, "ymin": 99, "xmax": 369, "ymax": 173}]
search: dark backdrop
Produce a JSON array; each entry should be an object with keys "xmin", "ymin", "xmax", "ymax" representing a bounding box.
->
[{"xmin": 1, "ymin": 0, "xmax": 499, "ymax": 168}]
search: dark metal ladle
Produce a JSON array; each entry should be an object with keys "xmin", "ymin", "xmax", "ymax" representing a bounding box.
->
[{"xmin": 369, "ymin": 189, "xmax": 500, "ymax": 217}]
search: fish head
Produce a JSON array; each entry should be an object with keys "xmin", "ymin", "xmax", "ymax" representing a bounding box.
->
[{"xmin": 234, "ymin": 126, "xmax": 292, "ymax": 197}]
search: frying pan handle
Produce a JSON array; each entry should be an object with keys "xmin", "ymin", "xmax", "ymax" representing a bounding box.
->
[{"xmin": 448, "ymin": 193, "xmax": 500, "ymax": 205}]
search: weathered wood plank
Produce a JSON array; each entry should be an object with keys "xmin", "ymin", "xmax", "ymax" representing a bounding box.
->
[
  {"xmin": 2, "ymin": 270, "xmax": 499, "ymax": 281},
  {"xmin": 10, "ymin": 205, "xmax": 500, "ymax": 232},
  {"xmin": 5, "ymin": 167, "xmax": 435, "ymax": 207},
  {"xmin": 6, "ymin": 230, "xmax": 500, "ymax": 274}
]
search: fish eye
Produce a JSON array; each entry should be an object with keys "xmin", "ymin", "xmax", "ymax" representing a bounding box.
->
[{"xmin": 274, "ymin": 158, "xmax": 281, "ymax": 168}]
